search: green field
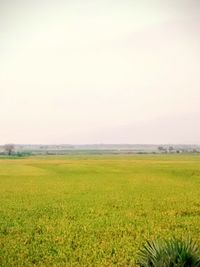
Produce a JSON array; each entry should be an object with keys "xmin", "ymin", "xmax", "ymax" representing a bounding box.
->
[{"xmin": 0, "ymin": 154, "xmax": 200, "ymax": 266}]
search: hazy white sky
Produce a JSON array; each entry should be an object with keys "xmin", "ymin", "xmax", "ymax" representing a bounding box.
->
[{"xmin": 0, "ymin": 0, "xmax": 200, "ymax": 144}]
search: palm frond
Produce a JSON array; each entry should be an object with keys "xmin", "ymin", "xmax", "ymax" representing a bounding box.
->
[{"xmin": 137, "ymin": 238, "xmax": 200, "ymax": 267}]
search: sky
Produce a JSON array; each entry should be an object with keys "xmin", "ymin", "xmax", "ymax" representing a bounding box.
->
[{"xmin": 0, "ymin": 0, "xmax": 200, "ymax": 144}]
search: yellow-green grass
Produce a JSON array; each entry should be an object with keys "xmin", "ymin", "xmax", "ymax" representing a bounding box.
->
[{"xmin": 0, "ymin": 154, "xmax": 200, "ymax": 266}]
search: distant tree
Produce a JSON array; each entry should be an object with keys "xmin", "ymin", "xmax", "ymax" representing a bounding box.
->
[
  {"xmin": 158, "ymin": 146, "xmax": 165, "ymax": 152},
  {"xmin": 4, "ymin": 144, "xmax": 15, "ymax": 156}
]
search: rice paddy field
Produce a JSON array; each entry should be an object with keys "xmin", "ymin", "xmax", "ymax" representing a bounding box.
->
[{"xmin": 0, "ymin": 154, "xmax": 200, "ymax": 266}]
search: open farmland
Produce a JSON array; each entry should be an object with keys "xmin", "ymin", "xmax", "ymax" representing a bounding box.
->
[{"xmin": 0, "ymin": 154, "xmax": 200, "ymax": 266}]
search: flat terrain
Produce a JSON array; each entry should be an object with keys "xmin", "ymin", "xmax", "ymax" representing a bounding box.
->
[{"xmin": 0, "ymin": 154, "xmax": 200, "ymax": 266}]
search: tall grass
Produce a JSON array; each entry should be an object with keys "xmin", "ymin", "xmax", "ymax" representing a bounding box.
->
[{"xmin": 1, "ymin": 154, "xmax": 200, "ymax": 266}]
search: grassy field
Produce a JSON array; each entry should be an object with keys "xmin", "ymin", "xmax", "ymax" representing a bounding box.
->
[{"xmin": 0, "ymin": 154, "xmax": 200, "ymax": 266}]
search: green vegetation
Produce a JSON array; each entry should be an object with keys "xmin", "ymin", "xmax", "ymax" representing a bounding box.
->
[
  {"xmin": 0, "ymin": 154, "xmax": 200, "ymax": 266},
  {"xmin": 137, "ymin": 238, "xmax": 200, "ymax": 267}
]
